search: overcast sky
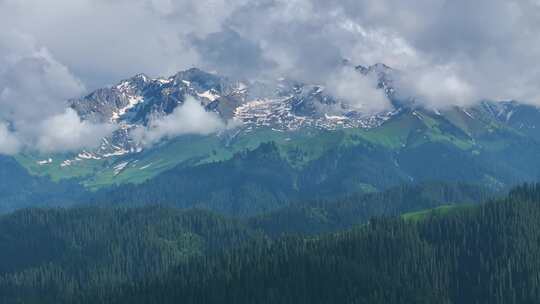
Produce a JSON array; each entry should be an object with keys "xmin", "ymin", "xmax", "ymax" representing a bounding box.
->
[{"xmin": 1, "ymin": 0, "xmax": 540, "ymax": 153}]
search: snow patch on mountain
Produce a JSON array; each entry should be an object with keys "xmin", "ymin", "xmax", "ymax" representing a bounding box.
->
[
  {"xmin": 37, "ymin": 158, "xmax": 53, "ymax": 165},
  {"xmin": 113, "ymin": 161, "xmax": 129, "ymax": 175},
  {"xmin": 197, "ymin": 90, "xmax": 220, "ymax": 101},
  {"xmin": 111, "ymin": 95, "xmax": 144, "ymax": 121}
]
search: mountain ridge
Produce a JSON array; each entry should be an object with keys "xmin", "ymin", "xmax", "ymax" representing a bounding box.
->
[{"xmin": 9, "ymin": 64, "xmax": 540, "ymax": 202}]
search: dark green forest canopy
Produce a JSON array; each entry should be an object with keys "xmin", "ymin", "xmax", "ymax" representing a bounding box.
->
[
  {"xmin": 248, "ymin": 181, "xmax": 492, "ymax": 236},
  {"xmin": 0, "ymin": 206, "xmax": 262, "ymax": 303},
  {"xmin": 109, "ymin": 183, "xmax": 540, "ymax": 304},
  {"xmin": 1, "ymin": 183, "xmax": 540, "ymax": 303}
]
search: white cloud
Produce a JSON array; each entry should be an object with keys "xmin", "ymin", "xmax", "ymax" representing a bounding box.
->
[
  {"xmin": 0, "ymin": 31, "xmax": 116, "ymax": 155},
  {"xmin": 133, "ymin": 96, "xmax": 231, "ymax": 146},
  {"xmin": 223, "ymin": 0, "xmax": 540, "ymax": 106},
  {"xmin": 396, "ymin": 65, "xmax": 476, "ymax": 109},
  {"xmin": 326, "ymin": 67, "xmax": 392, "ymax": 114},
  {"xmin": 325, "ymin": 0, "xmax": 540, "ymax": 106},
  {"xmin": 0, "ymin": 0, "xmax": 246, "ymax": 89},
  {"xmin": 340, "ymin": 22, "xmax": 422, "ymax": 71},
  {"xmin": 0, "ymin": 47, "xmax": 85, "ymax": 122},
  {"xmin": 35, "ymin": 109, "xmax": 116, "ymax": 153}
]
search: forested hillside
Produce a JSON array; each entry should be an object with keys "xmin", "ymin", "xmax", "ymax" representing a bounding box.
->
[
  {"xmin": 111, "ymin": 183, "xmax": 540, "ymax": 304},
  {"xmin": 248, "ymin": 181, "xmax": 492, "ymax": 236},
  {"xmin": 1, "ymin": 184, "xmax": 540, "ymax": 303},
  {"xmin": 0, "ymin": 207, "xmax": 261, "ymax": 303}
]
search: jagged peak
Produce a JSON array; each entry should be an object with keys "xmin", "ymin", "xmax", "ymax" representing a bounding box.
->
[
  {"xmin": 111, "ymin": 73, "xmax": 151, "ymax": 92},
  {"xmin": 355, "ymin": 63, "xmax": 393, "ymax": 76},
  {"xmin": 132, "ymin": 73, "xmax": 149, "ymax": 81},
  {"xmin": 369, "ymin": 63, "xmax": 394, "ymax": 73},
  {"xmin": 174, "ymin": 67, "xmax": 222, "ymax": 81},
  {"xmin": 119, "ymin": 73, "xmax": 150, "ymax": 84}
]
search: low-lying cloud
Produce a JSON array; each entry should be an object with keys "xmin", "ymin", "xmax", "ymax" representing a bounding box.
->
[
  {"xmin": 395, "ymin": 65, "xmax": 477, "ymax": 109},
  {"xmin": 133, "ymin": 96, "xmax": 234, "ymax": 146},
  {"xmin": 35, "ymin": 109, "xmax": 116, "ymax": 153},
  {"xmin": 326, "ymin": 67, "xmax": 392, "ymax": 114}
]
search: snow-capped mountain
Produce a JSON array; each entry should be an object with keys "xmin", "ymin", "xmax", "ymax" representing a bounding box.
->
[
  {"xmin": 68, "ymin": 64, "xmax": 401, "ymax": 160},
  {"xmin": 61, "ymin": 62, "xmax": 540, "ymax": 173},
  {"xmin": 69, "ymin": 69, "xmax": 246, "ymax": 159},
  {"xmin": 20, "ymin": 62, "xmax": 540, "ymax": 193}
]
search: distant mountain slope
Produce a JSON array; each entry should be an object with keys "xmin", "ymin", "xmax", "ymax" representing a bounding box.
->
[
  {"xmin": 8, "ymin": 101, "xmax": 540, "ymax": 214},
  {"xmin": 5, "ymin": 64, "xmax": 540, "ymax": 213},
  {"xmin": 7, "ymin": 64, "xmax": 413, "ymax": 185},
  {"xmin": 15, "ymin": 64, "xmax": 540, "ymax": 190},
  {"xmin": 0, "ymin": 156, "xmax": 85, "ymax": 213},
  {"xmin": 81, "ymin": 102, "xmax": 540, "ymax": 216}
]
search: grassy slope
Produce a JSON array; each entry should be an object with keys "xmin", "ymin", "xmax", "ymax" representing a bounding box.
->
[{"xmin": 15, "ymin": 153, "xmax": 106, "ymax": 182}]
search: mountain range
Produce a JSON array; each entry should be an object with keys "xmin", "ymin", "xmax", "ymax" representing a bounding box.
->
[{"xmin": 5, "ymin": 63, "xmax": 540, "ymax": 213}]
